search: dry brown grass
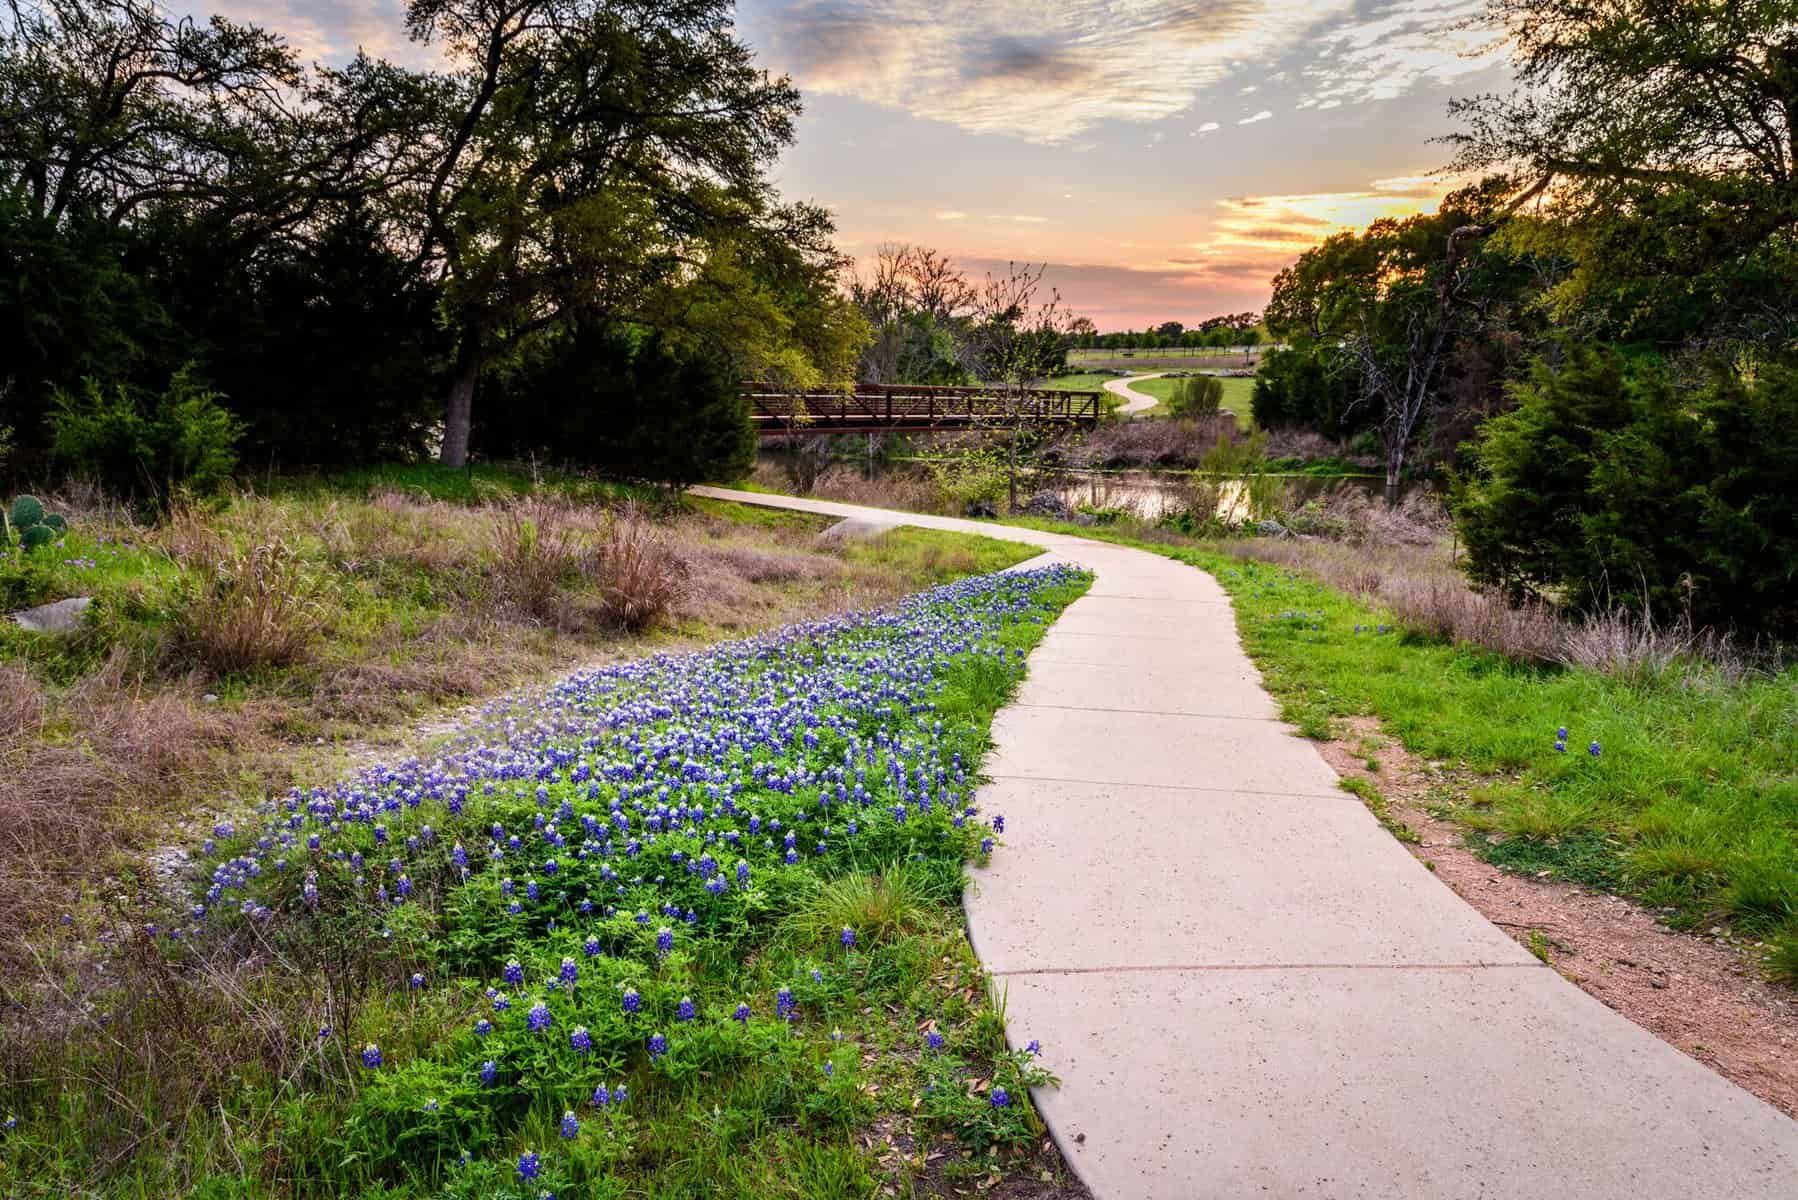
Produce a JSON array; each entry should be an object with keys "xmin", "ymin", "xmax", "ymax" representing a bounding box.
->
[
  {"xmin": 485, "ymin": 498, "xmax": 587, "ymax": 624},
  {"xmin": 1070, "ymin": 414, "xmax": 1235, "ymax": 468},
  {"xmin": 175, "ymin": 541, "xmax": 324, "ymax": 672},
  {"xmin": 588, "ymin": 507, "xmax": 689, "ymax": 630}
]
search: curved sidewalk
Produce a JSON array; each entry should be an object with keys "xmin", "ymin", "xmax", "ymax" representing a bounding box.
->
[
  {"xmin": 695, "ymin": 486, "xmax": 1798, "ymax": 1199},
  {"xmin": 1103, "ymin": 373, "xmax": 1162, "ymax": 416}
]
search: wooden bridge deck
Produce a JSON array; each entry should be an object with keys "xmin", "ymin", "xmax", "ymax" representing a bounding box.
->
[{"xmin": 744, "ymin": 382, "xmax": 1103, "ymax": 435}]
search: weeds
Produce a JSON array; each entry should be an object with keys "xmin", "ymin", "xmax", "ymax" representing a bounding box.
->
[
  {"xmin": 589, "ymin": 506, "xmax": 687, "ymax": 630},
  {"xmin": 176, "ymin": 540, "xmax": 323, "ymax": 672}
]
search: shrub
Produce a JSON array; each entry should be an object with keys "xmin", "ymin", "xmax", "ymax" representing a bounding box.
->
[
  {"xmin": 589, "ymin": 507, "xmax": 687, "ymax": 630},
  {"xmin": 479, "ymin": 329, "xmax": 756, "ymax": 487},
  {"xmin": 486, "ymin": 499, "xmax": 584, "ymax": 623},
  {"xmin": 1166, "ymin": 374, "xmax": 1223, "ymax": 418},
  {"xmin": 1250, "ymin": 341, "xmax": 1367, "ymax": 436},
  {"xmin": 49, "ymin": 366, "xmax": 243, "ymax": 501},
  {"xmin": 177, "ymin": 541, "xmax": 321, "ymax": 672},
  {"xmin": 1453, "ymin": 347, "xmax": 1798, "ymax": 636}
]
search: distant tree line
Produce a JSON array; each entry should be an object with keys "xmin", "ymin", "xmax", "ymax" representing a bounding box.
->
[
  {"xmin": 1250, "ymin": 0, "xmax": 1798, "ymax": 636},
  {"xmin": 0, "ymin": 0, "xmax": 864, "ymax": 491},
  {"xmin": 1065, "ymin": 315, "xmax": 1263, "ymax": 351}
]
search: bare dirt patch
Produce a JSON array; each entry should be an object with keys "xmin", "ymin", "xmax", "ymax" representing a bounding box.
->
[{"xmin": 1318, "ymin": 714, "xmax": 1798, "ymax": 1118}]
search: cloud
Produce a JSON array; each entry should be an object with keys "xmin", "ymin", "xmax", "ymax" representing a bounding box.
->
[
  {"xmin": 936, "ymin": 211, "xmax": 969, "ymax": 220},
  {"xmin": 175, "ymin": 1, "xmax": 434, "ymax": 66},
  {"xmin": 744, "ymin": 0, "xmax": 1357, "ymax": 141},
  {"xmin": 1238, "ymin": 110, "xmax": 1273, "ymax": 124},
  {"xmin": 1298, "ymin": 0, "xmax": 1500, "ymax": 107}
]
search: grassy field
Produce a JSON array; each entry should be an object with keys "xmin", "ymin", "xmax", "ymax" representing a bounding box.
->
[
  {"xmin": 1005, "ymin": 517, "xmax": 1798, "ymax": 985},
  {"xmin": 4, "ymin": 552, "xmax": 1092, "ymax": 1195},
  {"xmin": 1115, "ymin": 375, "xmax": 1255, "ymax": 425},
  {"xmin": 1, "ymin": 467, "xmax": 1089, "ymax": 1195}
]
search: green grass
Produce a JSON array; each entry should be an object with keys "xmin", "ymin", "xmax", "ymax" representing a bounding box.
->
[
  {"xmin": 1003, "ymin": 517, "xmax": 1798, "ymax": 980},
  {"xmin": 1115, "ymin": 375, "xmax": 1255, "ymax": 425},
  {"xmin": 2, "ymin": 567, "xmax": 1094, "ymax": 1197}
]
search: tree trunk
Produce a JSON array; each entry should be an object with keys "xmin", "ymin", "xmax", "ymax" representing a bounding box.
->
[
  {"xmin": 1384, "ymin": 438, "xmax": 1404, "ymax": 507},
  {"xmin": 439, "ymin": 326, "xmax": 481, "ymax": 467}
]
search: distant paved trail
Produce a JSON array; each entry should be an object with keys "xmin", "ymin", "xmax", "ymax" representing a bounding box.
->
[
  {"xmin": 1102, "ymin": 373, "xmax": 1162, "ymax": 416},
  {"xmin": 693, "ymin": 484, "xmax": 1798, "ymax": 1200}
]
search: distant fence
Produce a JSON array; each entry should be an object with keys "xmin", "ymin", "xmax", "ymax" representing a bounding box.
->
[{"xmin": 742, "ymin": 381, "xmax": 1103, "ymax": 435}]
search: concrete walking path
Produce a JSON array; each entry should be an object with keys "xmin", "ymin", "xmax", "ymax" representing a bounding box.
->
[
  {"xmin": 1103, "ymin": 373, "xmax": 1163, "ymax": 416},
  {"xmin": 693, "ymin": 485, "xmax": 1798, "ymax": 1199}
]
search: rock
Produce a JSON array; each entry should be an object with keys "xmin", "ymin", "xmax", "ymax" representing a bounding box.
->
[
  {"xmin": 8, "ymin": 596, "xmax": 91, "ymax": 635},
  {"xmin": 963, "ymin": 500, "xmax": 998, "ymax": 519},
  {"xmin": 202, "ymin": 693, "xmax": 220, "ymax": 705},
  {"xmin": 1254, "ymin": 519, "xmax": 1290, "ymax": 538},
  {"xmin": 1019, "ymin": 490, "xmax": 1072, "ymax": 520},
  {"xmin": 816, "ymin": 517, "xmax": 896, "ymax": 543}
]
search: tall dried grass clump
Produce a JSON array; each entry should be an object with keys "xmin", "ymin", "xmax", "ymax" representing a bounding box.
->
[
  {"xmin": 1224, "ymin": 535, "xmax": 1752, "ymax": 675},
  {"xmin": 177, "ymin": 541, "xmax": 322, "ymax": 672},
  {"xmin": 486, "ymin": 498, "xmax": 584, "ymax": 622},
  {"xmin": 590, "ymin": 506, "xmax": 688, "ymax": 630}
]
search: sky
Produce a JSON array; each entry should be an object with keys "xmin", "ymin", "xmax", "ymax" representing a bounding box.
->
[{"xmin": 188, "ymin": 0, "xmax": 1513, "ymax": 329}]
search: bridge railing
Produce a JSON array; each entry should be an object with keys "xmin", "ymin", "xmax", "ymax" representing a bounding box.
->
[{"xmin": 742, "ymin": 382, "xmax": 1103, "ymax": 433}]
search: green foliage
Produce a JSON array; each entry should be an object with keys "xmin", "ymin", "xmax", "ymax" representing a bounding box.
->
[
  {"xmin": 482, "ymin": 330, "xmax": 755, "ymax": 487},
  {"xmin": 1251, "ymin": 342, "xmax": 1366, "ymax": 436},
  {"xmin": 49, "ymin": 366, "xmax": 245, "ymax": 501},
  {"xmin": 0, "ymin": 494, "xmax": 69, "ymax": 553},
  {"xmin": 1166, "ymin": 374, "xmax": 1223, "ymax": 418},
  {"xmin": 1453, "ymin": 346, "xmax": 1798, "ymax": 634}
]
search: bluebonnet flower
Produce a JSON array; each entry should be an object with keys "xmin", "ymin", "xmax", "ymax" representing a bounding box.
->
[
  {"xmin": 840, "ymin": 927, "xmax": 856, "ymax": 949},
  {"xmin": 737, "ymin": 860, "xmax": 750, "ymax": 886},
  {"xmin": 422, "ymin": 1099, "xmax": 439, "ymax": 1113},
  {"xmin": 479, "ymin": 1059, "xmax": 498, "ymax": 1087},
  {"xmin": 622, "ymin": 987, "xmax": 641, "ymax": 1014},
  {"xmin": 1026, "ymin": 1039, "xmax": 1041, "ymax": 1055},
  {"xmin": 1557, "ymin": 726, "xmax": 1569, "ymax": 740},
  {"xmin": 517, "ymin": 1149, "xmax": 541, "ymax": 1180},
  {"xmin": 503, "ymin": 958, "xmax": 524, "ymax": 984},
  {"xmin": 990, "ymin": 1088, "xmax": 1010, "ymax": 1108},
  {"xmin": 614, "ymin": 1084, "xmax": 628, "ymax": 1105},
  {"xmin": 811, "ymin": 968, "xmax": 822, "ymax": 984},
  {"xmin": 527, "ymin": 1001, "xmax": 552, "ymax": 1032},
  {"xmin": 583, "ymin": 936, "xmax": 601, "ymax": 958},
  {"xmin": 560, "ymin": 957, "xmax": 578, "ymax": 988},
  {"xmin": 361, "ymin": 1043, "xmax": 382, "ymax": 1068},
  {"xmin": 656, "ymin": 926, "xmax": 673, "ymax": 955},
  {"xmin": 677, "ymin": 996, "xmax": 696, "ymax": 1022},
  {"xmin": 981, "ymin": 838, "xmax": 994, "ymax": 855},
  {"xmin": 648, "ymin": 1032, "xmax": 668, "ymax": 1061},
  {"xmin": 925, "ymin": 1031, "xmax": 945, "ymax": 1051},
  {"xmin": 733, "ymin": 1002, "xmax": 751, "ymax": 1023},
  {"xmin": 560, "ymin": 1110, "xmax": 579, "ymax": 1139},
  {"xmin": 571, "ymin": 1025, "xmax": 592, "ymax": 1054},
  {"xmin": 317, "ymin": 1025, "xmax": 331, "ymax": 1040},
  {"xmin": 591, "ymin": 1083, "xmax": 611, "ymax": 1108},
  {"xmin": 475, "ymin": 1018, "xmax": 492, "ymax": 1036},
  {"xmin": 991, "ymin": 815, "xmax": 1005, "ymax": 833},
  {"xmin": 493, "ymin": 993, "xmax": 511, "ymax": 1013},
  {"xmin": 409, "ymin": 972, "xmax": 425, "ymax": 990},
  {"xmin": 1589, "ymin": 741, "xmax": 1602, "ymax": 758},
  {"xmin": 776, "ymin": 987, "xmax": 795, "ymax": 1020}
]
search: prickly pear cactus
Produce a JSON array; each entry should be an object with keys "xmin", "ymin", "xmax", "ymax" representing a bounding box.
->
[{"xmin": 1, "ymin": 495, "xmax": 69, "ymax": 553}]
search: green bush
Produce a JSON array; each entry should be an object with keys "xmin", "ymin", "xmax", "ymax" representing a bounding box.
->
[
  {"xmin": 478, "ymin": 328, "xmax": 755, "ymax": 487},
  {"xmin": 1453, "ymin": 346, "xmax": 1798, "ymax": 635},
  {"xmin": 1167, "ymin": 374, "xmax": 1223, "ymax": 418},
  {"xmin": 1250, "ymin": 341, "xmax": 1367, "ymax": 436},
  {"xmin": 49, "ymin": 365, "xmax": 243, "ymax": 501}
]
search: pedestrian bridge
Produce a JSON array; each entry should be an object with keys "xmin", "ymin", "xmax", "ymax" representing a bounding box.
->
[{"xmin": 743, "ymin": 381, "xmax": 1103, "ymax": 435}]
